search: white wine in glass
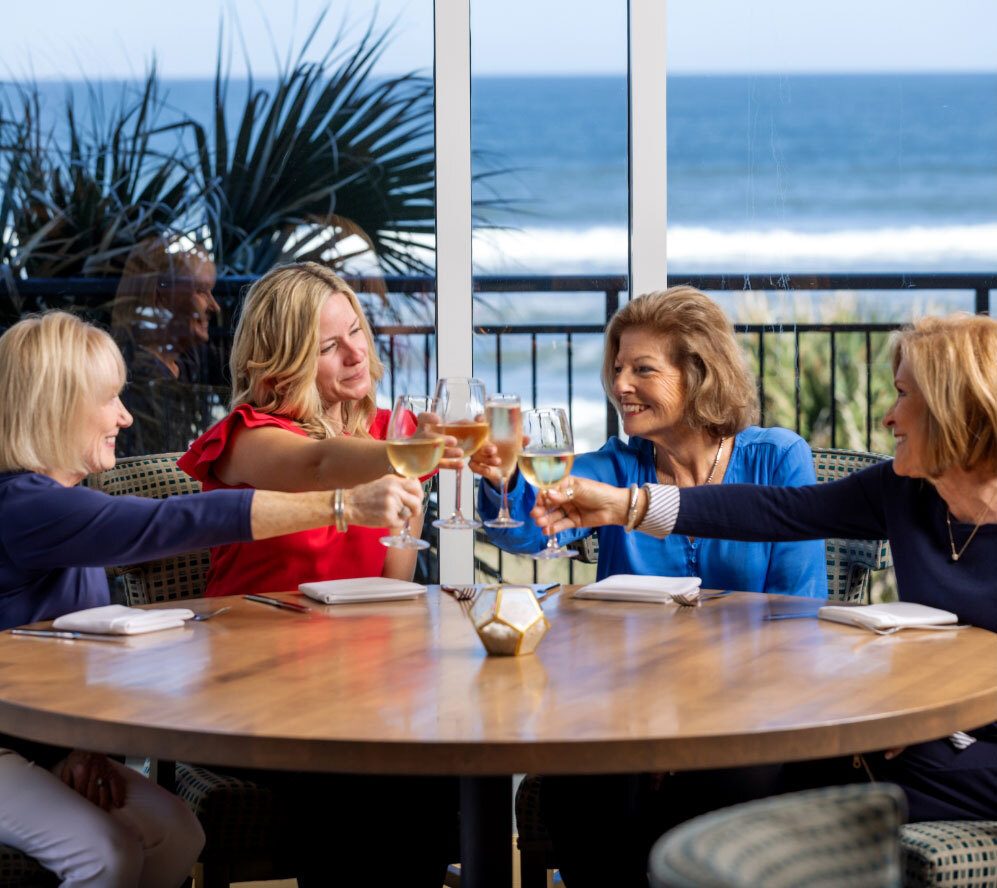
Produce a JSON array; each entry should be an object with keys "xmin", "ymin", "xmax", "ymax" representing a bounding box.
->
[
  {"xmin": 483, "ymin": 394, "xmax": 524, "ymax": 529},
  {"xmin": 433, "ymin": 377, "xmax": 488, "ymax": 530},
  {"xmin": 519, "ymin": 408, "xmax": 577, "ymax": 559},
  {"xmin": 381, "ymin": 395, "xmax": 444, "ymax": 550}
]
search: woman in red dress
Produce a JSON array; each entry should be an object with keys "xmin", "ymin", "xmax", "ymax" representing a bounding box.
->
[{"xmin": 180, "ymin": 262, "xmax": 426, "ymax": 595}]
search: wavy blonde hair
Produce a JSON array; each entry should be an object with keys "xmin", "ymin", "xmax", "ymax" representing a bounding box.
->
[
  {"xmin": 0, "ymin": 312, "xmax": 125, "ymax": 475},
  {"xmin": 600, "ymin": 286, "xmax": 759, "ymax": 438},
  {"xmin": 229, "ymin": 262, "xmax": 383, "ymax": 439},
  {"xmin": 891, "ymin": 313, "xmax": 997, "ymax": 477}
]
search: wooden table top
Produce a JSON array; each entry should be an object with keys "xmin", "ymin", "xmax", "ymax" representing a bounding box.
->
[{"xmin": 1, "ymin": 589, "xmax": 996, "ymax": 775}]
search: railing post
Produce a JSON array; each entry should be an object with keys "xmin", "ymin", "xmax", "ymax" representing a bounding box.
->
[
  {"xmin": 605, "ymin": 289, "xmax": 621, "ymax": 441},
  {"xmin": 975, "ymin": 288, "xmax": 990, "ymax": 316}
]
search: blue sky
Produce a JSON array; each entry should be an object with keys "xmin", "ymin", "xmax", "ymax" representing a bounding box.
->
[{"xmin": 4, "ymin": 0, "xmax": 997, "ymax": 79}]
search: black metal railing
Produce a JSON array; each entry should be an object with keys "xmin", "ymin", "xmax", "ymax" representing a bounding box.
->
[{"xmin": 3, "ymin": 271, "xmax": 994, "ymax": 454}]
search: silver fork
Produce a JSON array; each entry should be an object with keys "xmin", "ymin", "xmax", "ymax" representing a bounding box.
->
[
  {"xmin": 190, "ymin": 606, "xmax": 231, "ymax": 622},
  {"xmin": 672, "ymin": 590, "xmax": 732, "ymax": 607},
  {"xmin": 441, "ymin": 585, "xmax": 478, "ymax": 602}
]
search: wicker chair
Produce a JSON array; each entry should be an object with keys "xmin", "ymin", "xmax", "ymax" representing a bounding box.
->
[
  {"xmin": 516, "ymin": 446, "xmax": 896, "ymax": 886},
  {"xmin": 647, "ymin": 783, "xmax": 906, "ymax": 888},
  {"xmin": 0, "ymin": 845, "xmax": 58, "ymax": 886},
  {"xmin": 85, "ymin": 453, "xmax": 280, "ymax": 888},
  {"xmin": 811, "ymin": 447, "xmax": 893, "ymax": 603},
  {"xmin": 900, "ymin": 820, "xmax": 997, "ymax": 887}
]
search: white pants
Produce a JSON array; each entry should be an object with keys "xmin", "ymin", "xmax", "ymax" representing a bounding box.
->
[{"xmin": 0, "ymin": 750, "xmax": 204, "ymax": 887}]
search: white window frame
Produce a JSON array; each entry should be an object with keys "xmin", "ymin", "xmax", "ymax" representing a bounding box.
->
[{"xmin": 433, "ymin": 0, "xmax": 668, "ymax": 582}]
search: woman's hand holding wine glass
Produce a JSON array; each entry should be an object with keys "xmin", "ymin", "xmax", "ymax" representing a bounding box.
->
[
  {"xmin": 381, "ymin": 395, "xmax": 447, "ymax": 550},
  {"xmin": 519, "ymin": 407, "xmax": 577, "ymax": 559}
]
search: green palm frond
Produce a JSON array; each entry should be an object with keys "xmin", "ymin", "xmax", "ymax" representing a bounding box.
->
[
  {"xmin": 193, "ymin": 14, "xmax": 441, "ymax": 276},
  {"xmin": 2, "ymin": 70, "xmax": 197, "ymax": 278}
]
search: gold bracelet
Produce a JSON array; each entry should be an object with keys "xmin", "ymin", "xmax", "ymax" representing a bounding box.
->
[
  {"xmin": 623, "ymin": 483, "xmax": 642, "ymax": 533},
  {"xmin": 333, "ymin": 489, "xmax": 347, "ymax": 533}
]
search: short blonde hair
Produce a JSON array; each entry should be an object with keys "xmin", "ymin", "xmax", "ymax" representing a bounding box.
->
[
  {"xmin": 230, "ymin": 262, "xmax": 383, "ymax": 439},
  {"xmin": 891, "ymin": 313, "xmax": 997, "ymax": 477},
  {"xmin": 0, "ymin": 312, "xmax": 125, "ymax": 475},
  {"xmin": 601, "ymin": 286, "xmax": 759, "ymax": 438}
]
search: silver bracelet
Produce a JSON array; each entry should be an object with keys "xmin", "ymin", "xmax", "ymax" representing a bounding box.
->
[
  {"xmin": 333, "ymin": 489, "xmax": 347, "ymax": 533},
  {"xmin": 623, "ymin": 483, "xmax": 642, "ymax": 533}
]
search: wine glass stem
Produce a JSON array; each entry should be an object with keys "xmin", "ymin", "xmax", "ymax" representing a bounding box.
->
[
  {"xmin": 543, "ymin": 490, "xmax": 560, "ymax": 550},
  {"xmin": 498, "ymin": 476, "xmax": 511, "ymax": 520},
  {"xmin": 453, "ymin": 464, "xmax": 464, "ymax": 518}
]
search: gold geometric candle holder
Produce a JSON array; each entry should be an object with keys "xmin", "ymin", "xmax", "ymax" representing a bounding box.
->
[{"xmin": 469, "ymin": 585, "xmax": 550, "ymax": 656}]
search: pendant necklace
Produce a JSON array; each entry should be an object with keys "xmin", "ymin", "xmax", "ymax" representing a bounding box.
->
[{"xmin": 945, "ymin": 487, "xmax": 997, "ymax": 563}]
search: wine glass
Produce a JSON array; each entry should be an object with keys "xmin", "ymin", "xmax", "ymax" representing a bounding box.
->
[
  {"xmin": 380, "ymin": 395, "xmax": 445, "ymax": 550},
  {"xmin": 483, "ymin": 394, "xmax": 524, "ymax": 529},
  {"xmin": 432, "ymin": 377, "xmax": 489, "ymax": 530},
  {"xmin": 519, "ymin": 408, "xmax": 577, "ymax": 559}
]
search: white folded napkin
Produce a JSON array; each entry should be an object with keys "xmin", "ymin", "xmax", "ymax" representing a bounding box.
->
[
  {"xmin": 53, "ymin": 604, "xmax": 194, "ymax": 635},
  {"xmin": 573, "ymin": 574, "xmax": 702, "ymax": 603},
  {"xmin": 818, "ymin": 601, "xmax": 961, "ymax": 633},
  {"xmin": 299, "ymin": 577, "xmax": 427, "ymax": 605}
]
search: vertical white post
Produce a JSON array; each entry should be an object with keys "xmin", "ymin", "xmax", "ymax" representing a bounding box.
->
[
  {"xmin": 628, "ymin": 0, "xmax": 669, "ymax": 296},
  {"xmin": 434, "ymin": 0, "xmax": 475, "ymax": 583}
]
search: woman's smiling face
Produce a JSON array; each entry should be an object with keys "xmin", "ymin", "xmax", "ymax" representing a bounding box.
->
[
  {"xmin": 611, "ymin": 328, "xmax": 687, "ymax": 440},
  {"xmin": 883, "ymin": 357, "xmax": 929, "ymax": 477}
]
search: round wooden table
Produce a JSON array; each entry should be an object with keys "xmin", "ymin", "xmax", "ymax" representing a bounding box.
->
[{"xmin": 2, "ymin": 588, "xmax": 997, "ymax": 887}]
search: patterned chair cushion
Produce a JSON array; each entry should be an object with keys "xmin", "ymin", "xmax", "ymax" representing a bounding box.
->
[
  {"xmin": 0, "ymin": 844, "xmax": 56, "ymax": 886},
  {"xmin": 648, "ymin": 783, "xmax": 907, "ymax": 888},
  {"xmin": 811, "ymin": 447, "xmax": 893, "ymax": 603},
  {"xmin": 84, "ymin": 453, "xmax": 211, "ymax": 605},
  {"xmin": 901, "ymin": 821, "xmax": 997, "ymax": 887}
]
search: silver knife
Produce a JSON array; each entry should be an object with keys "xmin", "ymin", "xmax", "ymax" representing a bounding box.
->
[
  {"xmin": 763, "ymin": 612, "xmax": 821, "ymax": 621},
  {"xmin": 11, "ymin": 628, "xmax": 127, "ymax": 642},
  {"xmin": 244, "ymin": 594, "xmax": 312, "ymax": 614}
]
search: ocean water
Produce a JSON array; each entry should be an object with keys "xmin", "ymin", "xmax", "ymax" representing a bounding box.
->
[{"xmin": 471, "ymin": 73, "xmax": 997, "ymax": 275}]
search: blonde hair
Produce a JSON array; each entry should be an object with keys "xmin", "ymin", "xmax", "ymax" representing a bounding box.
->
[
  {"xmin": 601, "ymin": 286, "xmax": 759, "ymax": 438},
  {"xmin": 891, "ymin": 313, "xmax": 997, "ymax": 477},
  {"xmin": 0, "ymin": 312, "xmax": 125, "ymax": 475},
  {"xmin": 229, "ymin": 262, "xmax": 383, "ymax": 438}
]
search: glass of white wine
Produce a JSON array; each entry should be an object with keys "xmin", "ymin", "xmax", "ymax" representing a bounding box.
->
[
  {"xmin": 380, "ymin": 395, "xmax": 446, "ymax": 550},
  {"xmin": 483, "ymin": 393, "xmax": 524, "ymax": 529},
  {"xmin": 519, "ymin": 407, "xmax": 577, "ymax": 559},
  {"xmin": 432, "ymin": 377, "xmax": 489, "ymax": 530}
]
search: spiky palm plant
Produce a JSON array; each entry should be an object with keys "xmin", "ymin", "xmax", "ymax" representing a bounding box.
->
[
  {"xmin": 193, "ymin": 14, "xmax": 437, "ymax": 276},
  {"xmin": 1, "ymin": 71, "xmax": 196, "ymax": 278}
]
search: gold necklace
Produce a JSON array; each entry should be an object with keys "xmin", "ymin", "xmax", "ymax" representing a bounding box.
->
[
  {"xmin": 655, "ymin": 437, "xmax": 726, "ymax": 486},
  {"xmin": 945, "ymin": 487, "xmax": 997, "ymax": 562}
]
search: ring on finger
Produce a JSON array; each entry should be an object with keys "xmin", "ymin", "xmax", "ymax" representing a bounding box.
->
[{"xmin": 565, "ymin": 485, "xmax": 575, "ymax": 499}]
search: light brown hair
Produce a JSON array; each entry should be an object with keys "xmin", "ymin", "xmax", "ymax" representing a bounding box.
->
[
  {"xmin": 229, "ymin": 262, "xmax": 383, "ymax": 439},
  {"xmin": 891, "ymin": 313, "xmax": 997, "ymax": 476},
  {"xmin": 0, "ymin": 312, "xmax": 125, "ymax": 475},
  {"xmin": 601, "ymin": 286, "xmax": 759, "ymax": 438}
]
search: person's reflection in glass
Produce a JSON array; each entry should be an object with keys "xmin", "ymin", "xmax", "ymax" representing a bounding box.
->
[{"xmin": 112, "ymin": 236, "xmax": 220, "ymax": 455}]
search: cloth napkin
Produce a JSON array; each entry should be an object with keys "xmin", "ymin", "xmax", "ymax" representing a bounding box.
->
[
  {"xmin": 573, "ymin": 574, "xmax": 702, "ymax": 603},
  {"xmin": 818, "ymin": 601, "xmax": 960, "ymax": 632},
  {"xmin": 53, "ymin": 604, "xmax": 194, "ymax": 635},
  {"xmin": 299, "ymin": 577, "xmax": 427, "ymax": 605}
]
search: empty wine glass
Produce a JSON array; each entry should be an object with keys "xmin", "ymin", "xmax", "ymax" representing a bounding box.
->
[
  {"xmin": 380, "ymin": 395, "xmax": 445, "ymax": 550},
  {"xmin": 483, "ymin": 394, "xmax": 524, "ymax": 529},
  {"xmin": 519, "ymin": 408, "xmax": 577, "ymax": 559},
  {"xmin": 433, "ymin": 377, "xmax": 488, "ymax": 530}
]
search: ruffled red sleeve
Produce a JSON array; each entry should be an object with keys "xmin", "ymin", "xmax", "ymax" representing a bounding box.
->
[{"xmin": 178, "ymin": 404, "xmax": 305, "ymax": 484}]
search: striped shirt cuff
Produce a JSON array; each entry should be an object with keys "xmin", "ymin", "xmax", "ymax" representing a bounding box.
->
[{"xmin": 636, "ymin": 484, "xmax": 680, "ymax": 538}]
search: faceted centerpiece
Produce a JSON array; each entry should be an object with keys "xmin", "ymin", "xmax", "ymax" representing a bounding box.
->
[{"xmin": 469, "ymin": 585, "xmax": 550, "ymax": 656}]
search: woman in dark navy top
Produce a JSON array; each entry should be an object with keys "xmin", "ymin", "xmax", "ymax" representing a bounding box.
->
[
  {"xmin": 0, "ymin": 311, "xmax": 426, "ymax": 887},
  {"xmin": 535, "ymin": 313, "xmax": 997, "ymax": 886}
]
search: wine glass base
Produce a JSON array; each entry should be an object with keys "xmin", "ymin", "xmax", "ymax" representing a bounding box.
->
[
  {"xmin": 433, "ymin": 515, "xmax": 482, "ymax": 530},
  {"xmin": 483, "ymin": 516, "xmax": 525, "ymax": 528},
  {"xmin": 532, "ymin": 548, "xmax": 578, "ymax": 560},
  {"xmin": 380, "ymin": 534, "xmax": 431, "ymax": 550}
]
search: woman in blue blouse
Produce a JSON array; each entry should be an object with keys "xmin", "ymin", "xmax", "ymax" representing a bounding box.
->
[{"xmin": 473, "ymin": 286, "xmax": 827, "ymax": 598}]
